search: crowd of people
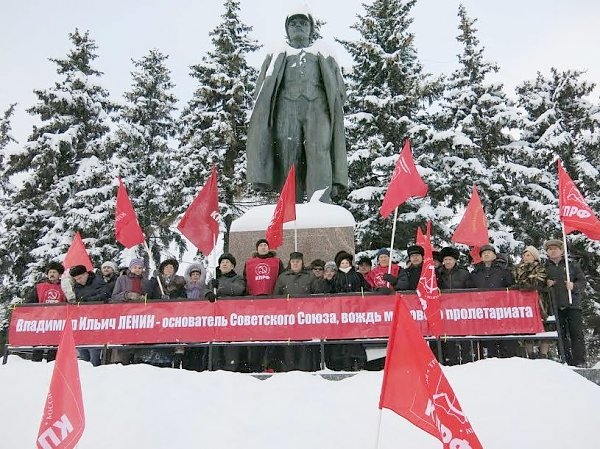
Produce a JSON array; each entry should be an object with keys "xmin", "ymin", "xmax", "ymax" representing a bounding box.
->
[{"xmin": 25, "ymin": 237, "xmax": 588, "ymax": 370}]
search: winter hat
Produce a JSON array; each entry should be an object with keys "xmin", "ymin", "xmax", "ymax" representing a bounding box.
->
[
  {"xmin": 46, "ymin": 261, "xmax": 65, "ymax": 275},
  {"xmin": 544, "ymin": 239, "xmax": 563, "ymax": 251},
  {"xmin": 188, "ymin": 265, "xmax": 202, "ymax": 275},
  {"xmin": 407, "ymin": 245, "xmax": 424, "ymax": 257},
  {"xmin": 289, "ymin": 251, "xmax": 304, "ymax": 261},
  {"xmin": 324, "ymin": 261, "xmax": 337, "ymax": 272},
  {"xmin": 376, "ymin": 248, "xmax": 390, "ymax": 260},
  {"xmin": 218, "ymin": 253, "xmax": 237, "ymax": 267},
  {"xmin": 69, "ymin": 265, "xmax": 88, "ymax": 277},
  {"xmin": 522, "ymin": 246, "xmax": 541, "ymax": 262},
  {"xmin": 334, "ymin": 251, "xmax": 353, "ymax": 267},
  {"xmin": 356, "ymin": 256, "xmax": 372, "ymax": 267},
  {"xmin": 101, "ymin": 261, "xmax": 117, "ymax": 271},
  {"xmin": 159, "ymin": 258, "xmax": 179, "ymax": 273},
  {"xmin": 440, "ymin": 246, "xmax": 460, "ymax": 261},
  {"xmin": 310, "ymin": 259, "xmax": 325, "ymax": 269},
  {"xmin": 255, "ymin": 238, "xmax": 269, "ymax": 249},
  {"xmin": 129, "ymin": 258, "xmax": 144, "ymax": 270},
  {"xmin": 432, "ymin": 251, "xmax": 443, "ymax": 264},
  {"xmin": 479, "ymin": 244, "xmax": 496, "ymax": 255}
]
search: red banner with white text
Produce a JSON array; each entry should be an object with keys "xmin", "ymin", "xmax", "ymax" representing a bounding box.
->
[{"xmin": 9, "ymin": 290, "xmax": 543, "ymax": 346}]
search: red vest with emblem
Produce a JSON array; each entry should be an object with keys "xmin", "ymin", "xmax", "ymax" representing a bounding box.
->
[
  {"xmin": 36, "ymin": 281, "xmax": 67, "ymax": 304},
  {"xmin": 367, "ymin": 264, "xmax": 400, "ymax": 288},
  {"xmin": 245, "ymin": 257, "xmax": 280, "ymax": 295}
]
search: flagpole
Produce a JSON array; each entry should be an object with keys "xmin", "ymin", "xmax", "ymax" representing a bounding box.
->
[
  {"xmin": 212, "ymin": 233, "xmax": 218, "ymax": 295},
  {"xmin": 387, "ymin": 207, "xmax": 399, "ymax": 275},
  {"xmin": 294, "ymin": 221, "xmax": 298, "ymax": 252},
  {"xmin": 374, "ymin": 409, "xmax": 383, "ymax": 449},
  {"xmin": 560, "ymin": 222, "xmax": 573, "ymax": 305},
  {"xmin": 143, "ymin": 241, "xmax": 165, "ymax": 296}
]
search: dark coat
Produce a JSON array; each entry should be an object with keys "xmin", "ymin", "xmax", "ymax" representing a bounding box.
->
[
  {"xmin": 544, "ymin": 257, "xmax": 586, "ymax": 309},
  {"xmin": 217, "ymin": 271, "xmax": 246, "ymax": 297},
  {"xmin": 395, "ymin": 264, "xmax": 422, "ymax": 291},
  {"xmin": 470, "ymin": 261, "xmax": 514, "ymax": 289},
  {"xmin": 111, "ymin": 273, "xmax": 155, "ymax": 301},
  {"xmin": 152, "ymin": 274, "xmax": 187, "ymax": 300},
  {"xmin": 332, "ymin": 268, "xmax": 370, "ymax": 293},
  {"xmin": 98, "ymin": 272, "xmax": 118, "ymax": 298},
  {"xmin": 73, "ymin": 272, "xmax": 110, "ymax": 302},
  {"xmin": 273, "ymin": 269, "xmax": 319, "ymax": 296},
  {"xmin": 437, "ymin": 266, "xmax": 472, "ymax": 290}
]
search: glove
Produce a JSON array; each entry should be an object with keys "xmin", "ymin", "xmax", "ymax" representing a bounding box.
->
[
  {"xmin": 210, "ymin": 279, "xmax": 219, "ymax": 289},
  {"xmin": 161, "ymin": 294, "xmax": 170, "ymax": 300},
  {"xmin": 126, "ymin": 292, "xmax": 141, "ymax": 301},
  {"xmin": 382, "ymin": 274, "xmax": 397, "ymax": 284},
  {"xmin": 206, "ymin": 292, "xmax": 217, "ymax": 303}
]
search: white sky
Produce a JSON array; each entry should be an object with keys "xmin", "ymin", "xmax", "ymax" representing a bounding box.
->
[{"xmin": 1, "ymin": 0, "xmax": 599, "ymax": 146}]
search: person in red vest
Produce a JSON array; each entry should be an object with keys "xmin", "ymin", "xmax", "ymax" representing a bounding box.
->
[
  {"xmin": 27, "ymin": 261, "xmax": 68, "ymax": 362},
  {"xmin": 242, "ymin": 238, "xmax": 284, "ymax": 372},
  {"xmin": 367, "ymin": 248, "xmax": 400, "ymax": 291}
]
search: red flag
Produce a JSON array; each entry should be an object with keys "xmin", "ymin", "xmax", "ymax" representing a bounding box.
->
[
  {"xmin": 416, "ymin": 224, "xmax": 426, "ymax": 246},
  {"xmin": 451, "ymin": 185, "xmax": 489, "ymax": 263},
  {"xmin": 380, "ymin": 297, "xmax": 483, "ymax": 449},
  {"xmin": 36, "ymin": 315, "xmax": 85, "ymax": 449},
  {"xmin": 416, "ymin": 221, "xmax": 443, "ymax": 337},
  {"xmin": 266, "ymin": 165, "xmax": 297, "ymax": 249},
  {"xmin": 63, "ymin": 232, "xmax": 93, "ymax": 272},
  {"xmin": 177, "ymin": 166, "xmax": 220, "ymax": 255},
  {"xmin": 115, "ymin": 178, "xmax": 145, "ymax": 248},
  {"xmin": 380, "ymin": 139, "xmax": 428, "ymax": 218},
  {"xmin": 558, "ymin": 159, "xmax": 600, "ymax": 240}
]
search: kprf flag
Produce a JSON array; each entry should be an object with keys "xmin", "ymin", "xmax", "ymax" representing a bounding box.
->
[
  {"xmin": 416, "ymin": 221, "xmax": 443, "ymax": 337},
  {"xmin": 451, "ymin": 185, "xmax": 489, "ymax": 263},
  {"xmin": 63, "ymin": 232, "xmax": 93, "ymax": 272},
  {"xmin": 416, "ymin": 224, "xmax": 426, "ymax": 247},
  {"xmin": 266, "ymin": 165, "xmax": 297, "ymax": 249},
  {"xmin": 380, "ymin": 139, "xmax": 428, "ymax": 218},
  {"xmin": 379, "ymin": 297, "xmax": 483, "ymax": 449},
  {"xmin": 558, "ymin": 159, "xmax": 600, "ymax": 240},
  {"xmin": 115, "ymin": 178, "xmax": 145, "ymax": 248},
  {"xmin": 177, "ymin": 166, "xmax": 220, "ymax": 255},
  {"xmin": 36, "ymin": 316, "xmax": 85, "ymax": 449}
]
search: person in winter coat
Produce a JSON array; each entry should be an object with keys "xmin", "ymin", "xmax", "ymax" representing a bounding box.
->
[
  {"xmin": 470, "ymin": 245, "xmax": 514, "ymax": 289},
  {"xmin": 513, "ymin": 246, "xmax": 550, "ymax": 359},
  {"xmin": 437, "ymin": 247, "xmax": 471, "ymax": 290},
  {"xmin": 98, "ymin": 261, "xmax": 119, "ymax": 298},
  {"xmin": 544, "ymin": 239, "xmax": 587, "ymax": 366},
  {"xmin": 70, "ymin": 265, "xmax": 107, "ymax": 366},
  {"xmin": 111, "ymin": 259, "xmax": 154, "ymax": 301},
  {"xmin": 366, "ymin": 248, "xmax": 400, "ymax": 291},
  {"xmin": 184, "ymin": 263, "xmax": 209, "ymax": 300},
  {"xmin": 151, "ymin": 258, "xmax": 186, "ymax": 300},
  {"xmin": 332, "ymin": 251, "xmax": 371, "ymax": 294},
  {"xmin": 385, "ymin": 245, "xmax": 424, "ymax": 291}
]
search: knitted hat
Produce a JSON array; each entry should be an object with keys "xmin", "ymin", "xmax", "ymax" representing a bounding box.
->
[
  {"xmin": 479, "ymin": 244, "xmax": 496, "ymax": 255},
  {"xmin": 159, "ymin": 258, "xmax": 179, "ymax": 273},
  {"xmin": 289, "ymin": 251, "xmax": 304, "ymax": 261},
  {"xmin": 376, "ymin": 248, "xmax": 390, "ymax": 259},
  {"xmin": 46, "ymin": 261, "xmax": 65, "ymax": 275},
  {"xmin": 255, "ymin": 238, "xmax": 269, "ymax": 249},
  {"xmin": 335, "ymin": 251, "xmax": 353, "ymax": 266},
  {"xmin": 407, "ymin": 245, "xmax": 424, "ymax": 257},
  {"xmin": 523, "ymin": 246, "xmax": 541, "ymax": 262},
  {"xmin": 69, "ymin": 265, "xmax": 88, "ymax": 277},
  {"xmin": 440, "ymin": 246, "xmax": 460, "ymax": 261},
  {"xmin": 324, "ymin": 261, "xmax": 337, "ymax": 272},
  {"xmin": 129, "ymin": 258, "xmax": 144, "ymax": 270},
  {"xmin": 218, "ymin": 253, "xmax": 237, "ymax": 267},
  {"xmin": 544, "ymin": 239, "xmax": 563, "ymax": 250},
  {"xmin": 101, "ymin": 261, "xmax": 117, "ymax": 271}
]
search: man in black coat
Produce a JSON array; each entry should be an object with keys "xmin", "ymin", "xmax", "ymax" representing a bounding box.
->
[
  {"xmin": 437, "ymin": 247, "xmax": 472, "ymax": 290},
  {"xmin": 470, "ymin": 245, "xmax": 514, "ymax": 289},
  {"xmin": 384, "ymin": 245, "xmax": 424, "ymax": 291}
]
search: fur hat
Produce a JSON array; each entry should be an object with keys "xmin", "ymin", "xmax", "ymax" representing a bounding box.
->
[
  {"xmin": 522, "ymin": 246, "xmax": 541, "ymax": 262},
  {"xmin": 324, "ymin": 261, "xmax": 337, "ymax": 272},
  {"xmin": 440, "ymin": 246, "xmax": 460, "ymax": 261},
  {"xmin": 407, "ymin": 245, "xmax": 424, "ymax": 257},
  {"xmin": 310, "ymin": 259, "xmax": 325, "ymax": 269},
  {"xmin": 101, "ymin": 261, "xmax": 117, "ymax": 271},
  {"xmin": 335, "ymin": 251, "xmax": 353, "ymax": 266},
  {"xmin": 46, "ymin": 261, "xmax": 65, "ymax": 275},
  {"xmin": 479, "ymin": 244, "xmax": 496, "ymax": 255},
  {"xmin": 357, "ymin": 256, "xmax": 372, "ymax": 267},
  {"xmin": 69, "ymin": 265, "xmax": 88, "ymax": 277},
  {"xmin": 289, "ymin": 251, "xmax": 304, "ymax": 261},
  {"xmin": 544, "ymin": 239, "xmax": 563, "ymax": 250},
  {"xmin": 255, "ymin": 238, "xmax": 269, "ymax": 249},
  {"xmin": 129, "ymin": 258, "xmax": 144, "ymax": 270},
  {"xmin": 218, "ymin": 253, "xmax": 237, "ymax": 267},
  {"xmin": 432, "ymin": 251, "xmax": 442, "ymax": 263},
  {"xmin": 159, "ymin": 258, "xmax": 179, "ymax": 273}
]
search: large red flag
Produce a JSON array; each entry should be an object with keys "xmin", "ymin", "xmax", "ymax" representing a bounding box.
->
[
  {"xmin": 558, "ymin": 159, "xmax": 600, "ymax": 240},
  {"xmin": 63, "ymin": 232, "xmax": 93, "ymax": 272},
  {"xmin": 177, "ymin": 166, "xmax": 220, "ymax": 255},
  {"xmin": 451, "ymin": 185, "xmax": 489, "ymax": 263},
  {"xmin": 416, "ymin": 221, "xmax": 443, "ymax": 337},
  {"xmin": 115, "ymin": 178, "xmax": 145, "ymax": 248},
  {"xmin": 266, "ymin": 165, "xmax": 297, "ymax": 249},
  {"xmin": 380, "ymin": 297, "xmax": 483, "ymax": 449},
  {"xmin": 36, "ymin": 315, "xmax": 85, "ymax": 449},
  {"xmin": 380, "ymin": 139, "xmax": 428, "ymax": 218}
]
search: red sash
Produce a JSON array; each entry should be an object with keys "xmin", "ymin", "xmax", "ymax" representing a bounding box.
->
[
  {"xmin": 36, "ymin": 282, "xmax": 67, "ymax": 304},
  {"xmin": 367, "ymin": 264, "xmax": 400, "ymax": 288},
  {"xmin": 245, "ymin": 257, "xmax": 280, "ymax": 295}
]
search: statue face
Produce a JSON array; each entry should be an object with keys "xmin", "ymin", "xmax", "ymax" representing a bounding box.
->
[{"xmin": 286, "ymin": 15, "xmax": 311, "ymax": 48}]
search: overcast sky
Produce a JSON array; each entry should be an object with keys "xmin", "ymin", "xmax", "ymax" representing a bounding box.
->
[{"xmin": 1, "ymin": 0, "xmax": 599, "ymax": 146}]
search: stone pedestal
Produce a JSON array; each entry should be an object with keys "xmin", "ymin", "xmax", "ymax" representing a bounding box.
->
[{"xmin": 228, "ymin": 201, "xmax": 355, "ymax": 265}]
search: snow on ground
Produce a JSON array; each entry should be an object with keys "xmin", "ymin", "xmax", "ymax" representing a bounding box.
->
[{"xmin": 1, "ymin": 357, "xmax": 598, "ymax": 448}]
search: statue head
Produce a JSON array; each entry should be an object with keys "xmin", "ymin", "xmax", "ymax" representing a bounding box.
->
[{"xmin": 285, "ymin": 12, "xmax": 313, "ymax": 48}]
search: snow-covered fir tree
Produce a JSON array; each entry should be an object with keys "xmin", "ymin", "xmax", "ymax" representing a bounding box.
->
[
  {"xmin": 171, "ymin": 0, "xmax": 259, "ymax": 252},
  {"xmin": 110, "ymin": 48, "xmax": 181, "ymax": 267},
  {"xmin": 1, "ymin": 29, "xmax": 117, "ymax": 294},
  {"xmin": 0, "ymin": 103, "xmax": 17, "ymax": 202},
  {"xmin": 339, "ymin": 0, "xmax": 441, "ymax": 252},
  {"xmin": 420, "ymin": 4, "xmax": 519, "ymax": 251}
]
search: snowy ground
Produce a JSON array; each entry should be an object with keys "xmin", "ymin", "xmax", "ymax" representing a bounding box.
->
[{"xmin": 1, "ymin": 356, "xmax": 598, "ymax": 448}]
